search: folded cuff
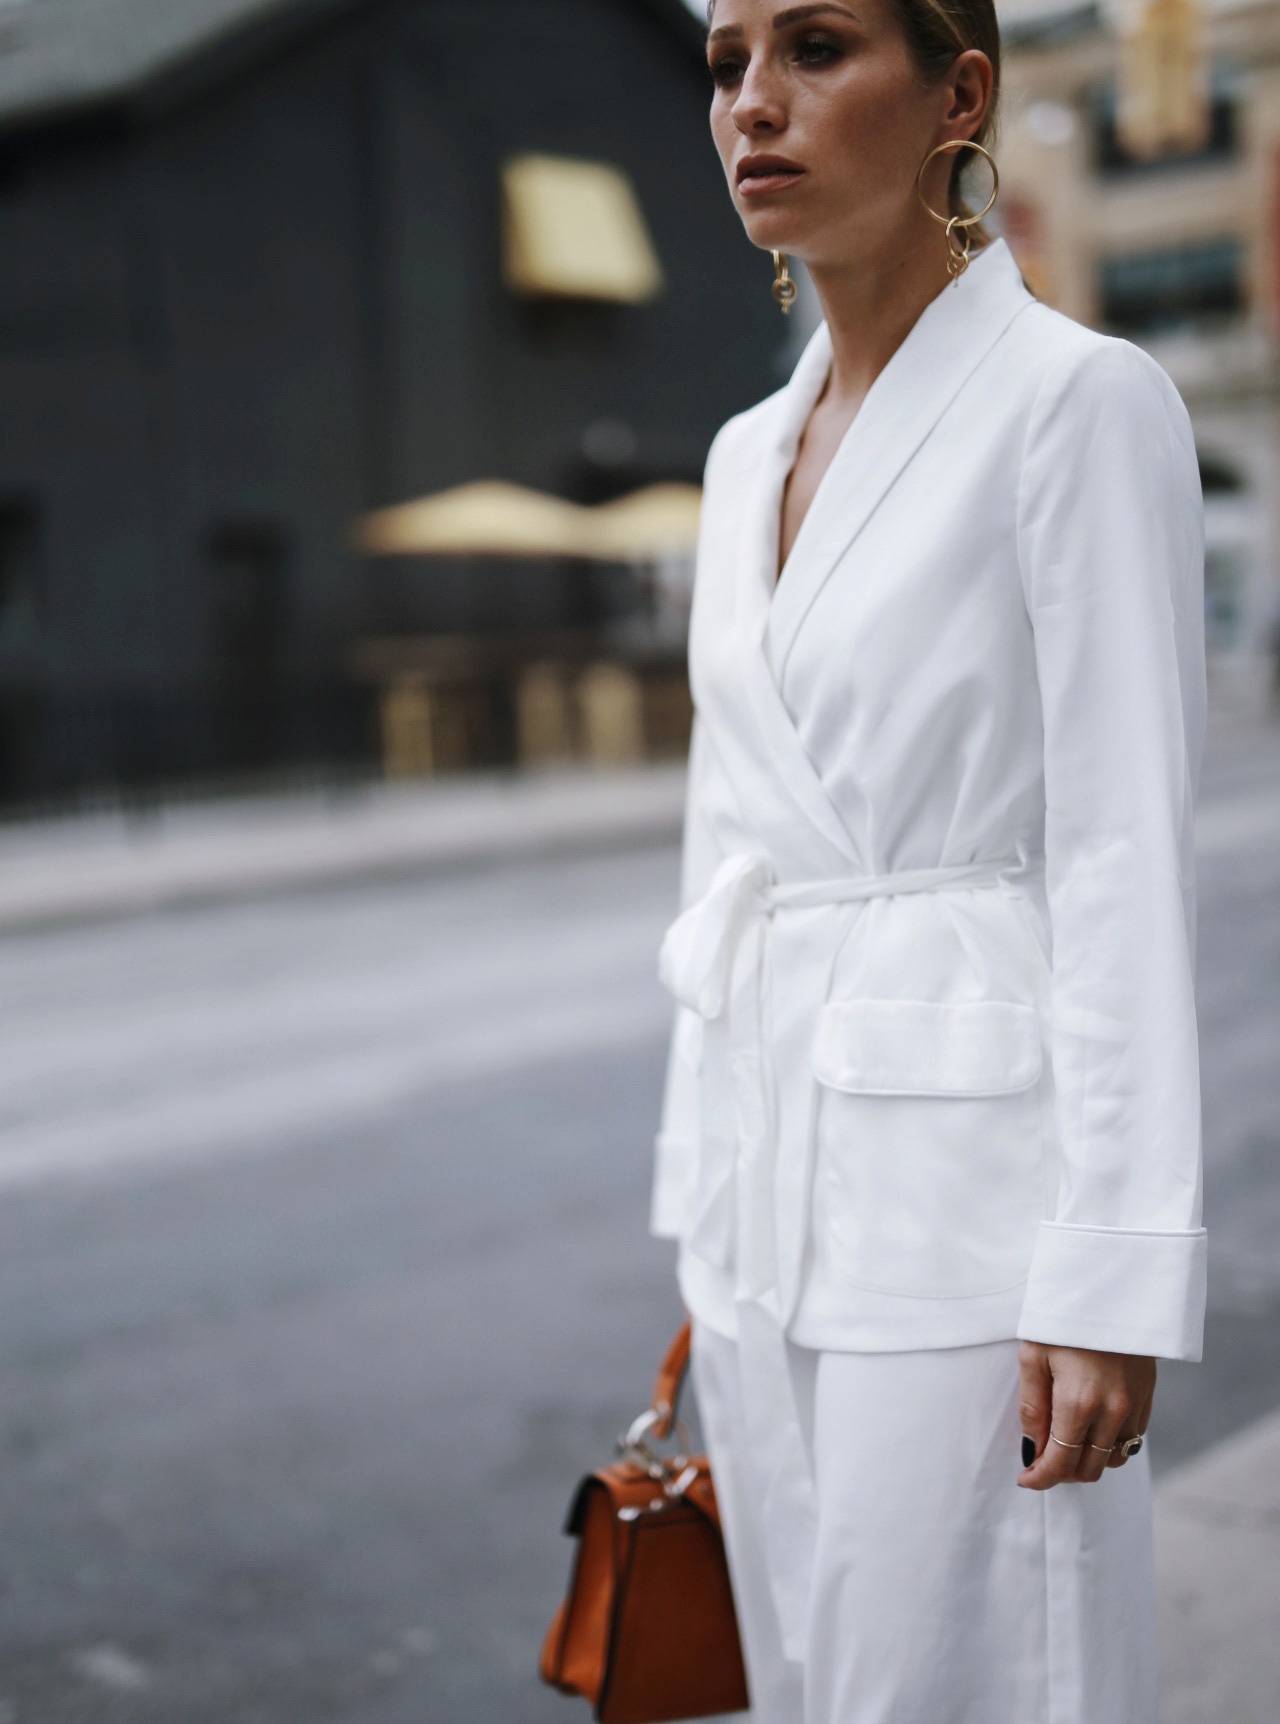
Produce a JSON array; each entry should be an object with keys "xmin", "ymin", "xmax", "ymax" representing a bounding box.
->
[{"xmin": 1015, "ymin": 1219, "xmax": 1208, "ymax": 1361}]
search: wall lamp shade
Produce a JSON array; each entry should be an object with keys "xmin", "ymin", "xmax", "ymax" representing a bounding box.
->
[
  {"xmin": 500, "ymin": 152, "xmax": 664, "ymax": 303},
  {"xmin": 353, "ymin": 480, "xmax": 703, "ymax": 562}
]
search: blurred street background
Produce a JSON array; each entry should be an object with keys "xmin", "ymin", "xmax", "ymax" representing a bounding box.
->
[{"xmin": 1, "ymin": 0, "xmax": 1279, "ymax": 1720}]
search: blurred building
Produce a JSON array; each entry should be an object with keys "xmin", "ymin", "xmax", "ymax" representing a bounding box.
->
[
  {"xmin": 0, "ymin": 0, "xmax": 797, "ymax": 806},
  {"xmin": 999, "ymin": 0, "xmax": 1280, "ymax": 703}
]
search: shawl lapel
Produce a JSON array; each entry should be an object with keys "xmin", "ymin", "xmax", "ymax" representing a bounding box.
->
[
  {"xmin": 755, "ymin": 236, "xmax": 1038, "ymax": 674},
  {"xmin": 691, "ymin": 237, "xmax": 1037, "ymax": 874}
]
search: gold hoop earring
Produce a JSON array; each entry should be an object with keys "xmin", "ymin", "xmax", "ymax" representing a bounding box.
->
[
  {"xmin": 771, "ymin": 250, "xmax": 798, "ymax": 315},
  {"xmin": 915, "ymin": 139, "xmax": 999, "ymax": 280}
]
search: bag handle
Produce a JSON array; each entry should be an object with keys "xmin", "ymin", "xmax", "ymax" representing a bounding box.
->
[{"xmin": 648, "ymin": 1317, "xmax": 692, "ymax": 1440}]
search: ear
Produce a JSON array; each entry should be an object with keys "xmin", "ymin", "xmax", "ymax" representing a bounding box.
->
[{"xmin": 944, "ymin": 48, "xmax": 993, "ymax": 138}]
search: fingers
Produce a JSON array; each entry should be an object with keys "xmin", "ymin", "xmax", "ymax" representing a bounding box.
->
[
  {"xmin": 1016, "ymin": 1341, "xmax": 1057, "ymax": 1485},
  {"xmin": 1074, "ymin": 1386, "xmax": 1132, "ymax": 1483},
  {"xmin": 1019, "ymin": 1400, "xmax": 1088, "ymax": 1489},
  {"xmin": 1018, "ymin": 1347, "xmax": 1156, "ymax": 1489},
  {"xmin": 1107, "ymin": 1373, "xmax": 1156, "ymax": 1470}
]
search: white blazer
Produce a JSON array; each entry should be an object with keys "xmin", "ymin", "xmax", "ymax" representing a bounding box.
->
[{"xmin": 650, "ymin": 236, "xmax": 1207, "ymax": 1373}]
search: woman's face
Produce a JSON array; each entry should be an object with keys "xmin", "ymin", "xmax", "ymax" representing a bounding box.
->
[{"xmin": 705, "ymin": 1, "xmax": 968, "ymax": 266}]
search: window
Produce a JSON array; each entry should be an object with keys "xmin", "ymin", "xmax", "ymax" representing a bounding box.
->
[
  {"xmin": 0, "ymin": 495, "xmax": 43, "ymax": 645},
  {"xmin": 1087, "ymin": 63, "xmax": 1240, "ymax": 180},
  {"xmin": 204, "ymin": 519, "xmax": 291, "ymax": 769},
  {"xmin": 205, "ymin": 519, "xmax": 288, "ymax": 678},
  {"xmin": 1098, "ymin": 237, "xmax": 1245, "ymax": 336}
]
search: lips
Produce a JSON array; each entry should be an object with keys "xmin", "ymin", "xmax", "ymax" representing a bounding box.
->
[
  {"xmin": 737, "ymin": 156, "xmax": 805, "ymax": 185},
  {"xmin": 734, "ymin": 153, "xmax": 805, "ymax": 201},
  {"xmin": 737, "ymin": 167, "xmax": 806, "ymax": 198}
]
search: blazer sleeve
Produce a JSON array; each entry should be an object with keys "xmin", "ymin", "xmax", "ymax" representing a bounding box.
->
[{"xmin": 1013, "ymin": 337, "xmax": 1209, "ymax": 1362}]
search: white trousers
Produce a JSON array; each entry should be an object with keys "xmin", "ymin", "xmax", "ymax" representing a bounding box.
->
[{"xmin": 689, "ymin": 1315, "xmax": 1160, "ymax": 1724}]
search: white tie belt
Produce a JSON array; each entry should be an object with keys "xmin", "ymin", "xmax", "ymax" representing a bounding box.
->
[{"xmin": 656, "ymin": 842, "xmax": 1045, "ymax": 1661}]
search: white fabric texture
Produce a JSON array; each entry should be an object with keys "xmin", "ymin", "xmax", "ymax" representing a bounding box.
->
[
  {"xmin": 649, "ymin": 233, "xmax": 1206, "ymax": 1667},
  {"xmin": 651, "ymin": 234, "xmax": 1207, "ymax": 1362},
  {"xmin": 690, "ymin": 1315, "xmax": 1161, "ymax": 1724}
]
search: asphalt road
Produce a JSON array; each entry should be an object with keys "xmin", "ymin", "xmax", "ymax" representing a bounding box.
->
[{"xmin": 0, "ymin": 713, "xmax": 1276, "ymax": 1722}]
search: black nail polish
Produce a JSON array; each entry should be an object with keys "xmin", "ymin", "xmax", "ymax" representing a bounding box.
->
[{"xmin": 1021, "ymin": 1435, "xmax": 1036, "ymax": 1467}]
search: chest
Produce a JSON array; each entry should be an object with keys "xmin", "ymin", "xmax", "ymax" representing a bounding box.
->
[
  {"xmin": 775, "ymin": 394, "xmax": 864, "ymax": 589},
  {"xmin": 695, "ymin": 393, "xmax": 1033, "ymax": 732}
]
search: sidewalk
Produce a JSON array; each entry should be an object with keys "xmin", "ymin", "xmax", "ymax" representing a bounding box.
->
[
  {"xmin": 1157, "ymin": 1402, "xmax": 1280, "ymax": 1721},
  {"xmin": 0, "ymin": 688, "xmax": 1272, "ymax": 938},
  {"xmin": 0, "ymin": 762, "xmax": 689, "ymax": 934}
]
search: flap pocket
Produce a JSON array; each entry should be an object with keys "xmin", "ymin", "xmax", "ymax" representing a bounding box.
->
[{"xmin": 812, "ymin": 997, "xmax": 1042, "ymax": 1097}]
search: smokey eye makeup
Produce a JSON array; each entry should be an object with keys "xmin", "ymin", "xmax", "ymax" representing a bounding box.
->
[{"xmin": 707, "ymin": 32, "xmax": 845, "ymax": 89}]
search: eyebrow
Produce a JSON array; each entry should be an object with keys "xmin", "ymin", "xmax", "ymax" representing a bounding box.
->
[{"xmin": 707, "ymin": 4, "xmax": 863, "ymax": 44}]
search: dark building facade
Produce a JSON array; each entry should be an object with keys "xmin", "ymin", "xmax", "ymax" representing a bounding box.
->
[{"xmin": 0, "ymin": 0, "xmax": 793, "ymax": 804}]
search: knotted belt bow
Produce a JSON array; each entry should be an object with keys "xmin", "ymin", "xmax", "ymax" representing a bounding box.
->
[{"xmin": 656, "ymin": 842, "xmax": 1044, "ymax": 1661}]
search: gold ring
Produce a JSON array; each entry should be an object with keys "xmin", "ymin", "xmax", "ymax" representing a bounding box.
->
[
  {"xmin": 1049, "ymin": 1430, "xmax": 1085, "ymax": 1450},
  {"xmin": 914, "ymin": 138, "xmax": 999, "ymax": 229}
]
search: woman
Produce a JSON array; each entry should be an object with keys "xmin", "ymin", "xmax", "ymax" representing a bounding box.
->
[{"xmin": 649, "ymin": 2, "xmax": 1207, "ymax": 1720}]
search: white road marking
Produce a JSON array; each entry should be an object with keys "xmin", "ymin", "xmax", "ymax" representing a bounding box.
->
[
  {"xmin": 0, "ymin": 852, "xmax": 678, "ymax": 1192},
  {"xmin": 68, "ymin": 1643, "xmax": 153, "ymax": 1692}
]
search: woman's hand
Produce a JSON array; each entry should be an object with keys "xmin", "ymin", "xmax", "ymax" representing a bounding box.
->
[{"xmin": 1016, "ymin": 1340, "xmax": 1155, "ymax": 1488}]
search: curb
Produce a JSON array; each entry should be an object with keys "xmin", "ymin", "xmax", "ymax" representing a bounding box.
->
[
  {"xmin": 0, "ymin": 764, "xmax": 689, "ymax": 935},
  {"xmin": 1156, "ymin": 1402, "xmax": 1280, "ymax": 1721}
]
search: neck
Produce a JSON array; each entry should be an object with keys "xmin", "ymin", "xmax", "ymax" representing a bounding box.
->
[{"xmin": 805, "ymin": 227, "xmax": 989, "ymax": 409}]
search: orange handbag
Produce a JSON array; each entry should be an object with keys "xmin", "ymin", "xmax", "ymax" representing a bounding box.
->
[{"xmin": 538, "ymin": 1318, "xmax": 750, "ymax": 1723}]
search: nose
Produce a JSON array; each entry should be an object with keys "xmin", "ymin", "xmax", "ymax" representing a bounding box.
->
[{"xmin": 731, "ymin": 59, "xmax": 787, "ymax": 137}]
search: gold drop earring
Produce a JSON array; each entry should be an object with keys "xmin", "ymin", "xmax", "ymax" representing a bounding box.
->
[
  {"xmin": 771, "ymin": 249, "xmax": 798, "ymax": 314},
  {"xmin": 914, "ymin": 138, "xmax": 999, "ymax": 279}
]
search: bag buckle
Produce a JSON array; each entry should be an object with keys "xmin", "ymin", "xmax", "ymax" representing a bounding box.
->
[{"xmin": 615, "ymin": 1404, "xmax": 698, "ymax": 1505}]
